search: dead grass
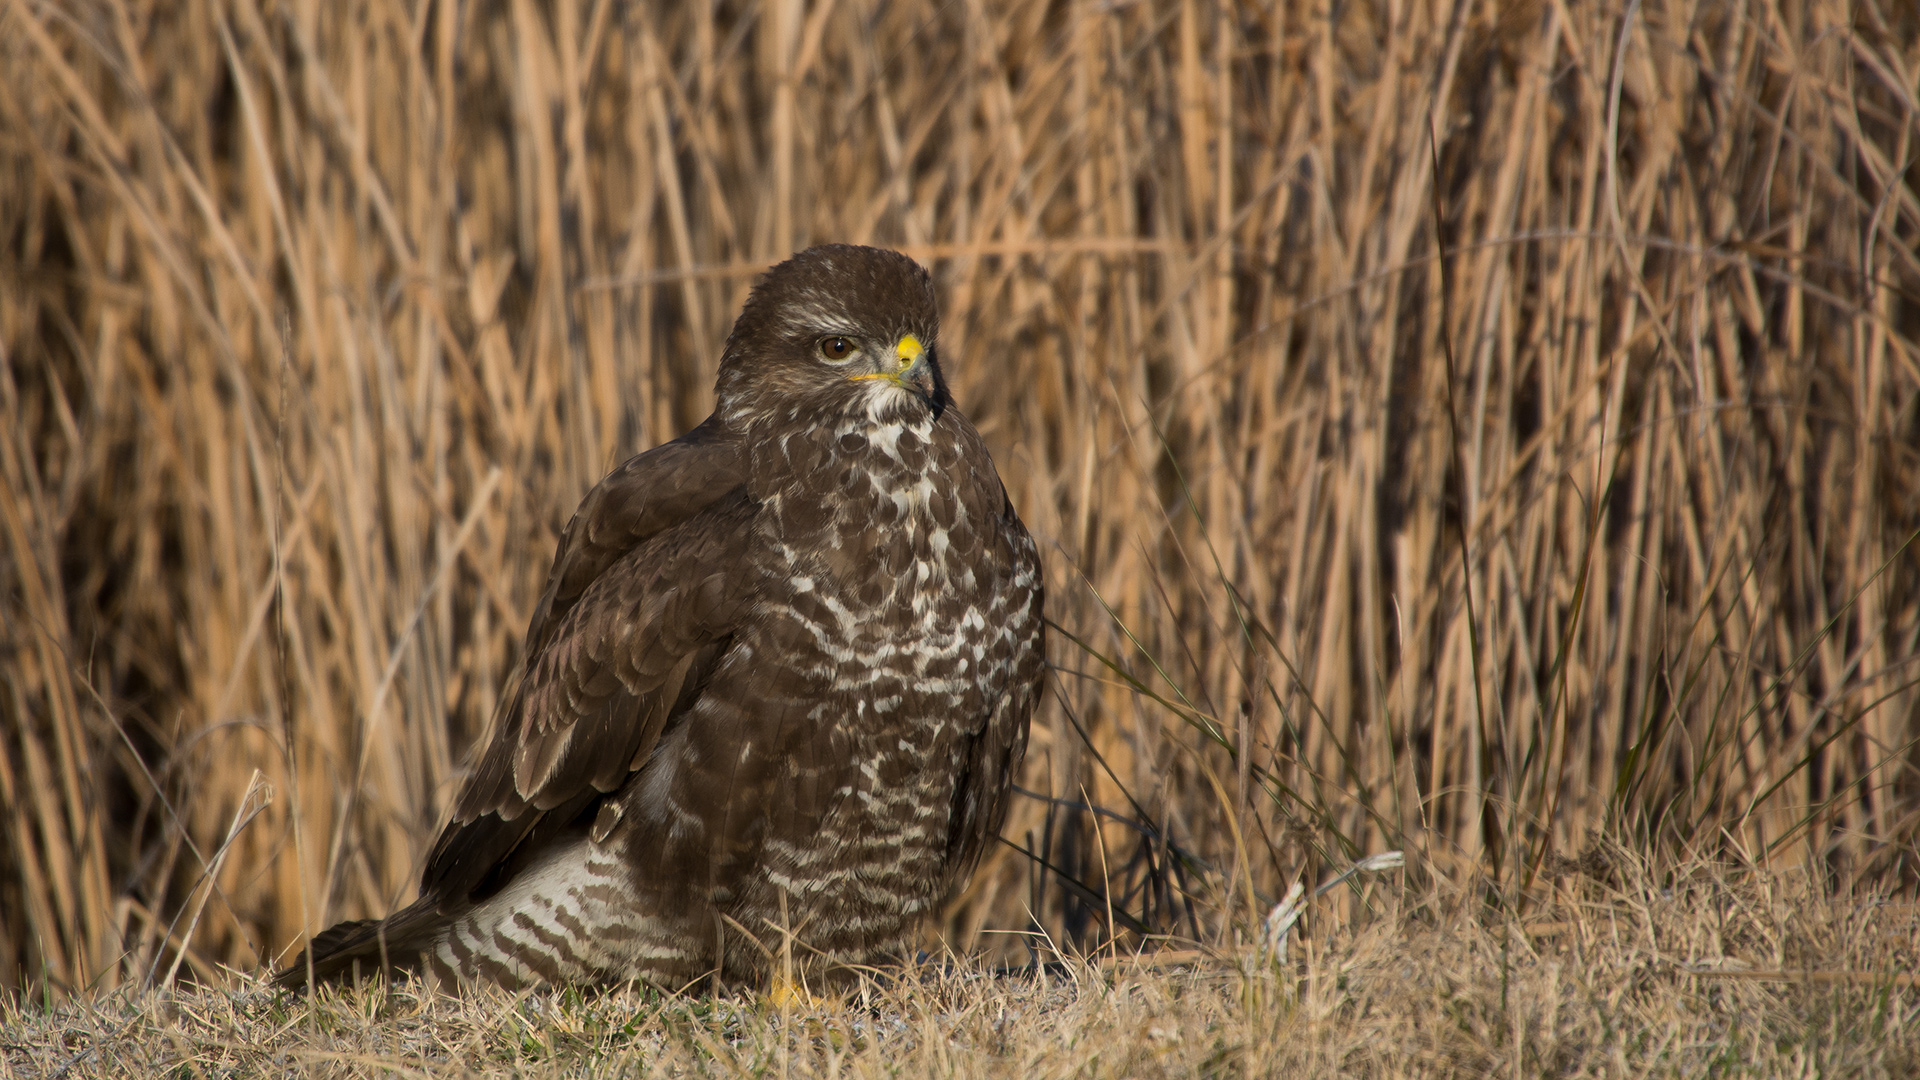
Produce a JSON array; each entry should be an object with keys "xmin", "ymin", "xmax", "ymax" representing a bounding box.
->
[
  {"xmin": 4, "ymin": 851, "xmax": 1917, "ymax": 1078},
  {"xmin": 1, "ymin": 0, "xmax": 1918, "ymax": 1007}
]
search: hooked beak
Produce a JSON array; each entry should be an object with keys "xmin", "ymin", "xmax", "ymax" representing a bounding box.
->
[{"xmin": 848, "ymin": 334, "xmax": 935, "ymax": 400}]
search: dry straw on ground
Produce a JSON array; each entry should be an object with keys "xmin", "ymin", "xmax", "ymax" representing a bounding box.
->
[
  {"xmin": 0, "ymin": 0, "xmax": 1916, "ymax": 1013},
  {"xmin": 4, "ymin": 850, "xmax": 1917, "ymax": 1078}
]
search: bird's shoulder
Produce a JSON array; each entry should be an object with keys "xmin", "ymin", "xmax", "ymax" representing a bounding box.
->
[{"xmin": 522, "ymin": 415, "xmax": 748, "ymax": 656}]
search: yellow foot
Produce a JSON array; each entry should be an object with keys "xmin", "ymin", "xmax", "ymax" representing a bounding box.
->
[
  {"xmin": 764, "ymin": 976, "xmax": 852, "ymax": 1050},
  {"xmin": 766, "ymin": 974, "xmax": 832, "ymax": 1011}
]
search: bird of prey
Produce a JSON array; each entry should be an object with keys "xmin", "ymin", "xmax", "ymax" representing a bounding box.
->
[{"xmin": 277, "ymin": 244, "xmax": 1045, "ymax": 993}]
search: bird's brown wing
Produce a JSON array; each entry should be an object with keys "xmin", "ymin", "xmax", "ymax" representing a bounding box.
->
[
  {"xmin": 520, "ymin": 414, "xmax": 741, "ymax": 660},
  {"xmin": 278, "ymin": 422, "xmax": 753, "ymax": 986},
  {"xmin": 421, "ymin": 418, "xmax": 750, "ymax": 909}
]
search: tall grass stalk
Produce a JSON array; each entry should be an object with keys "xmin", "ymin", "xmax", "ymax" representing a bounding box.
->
[{"xmin": 1, "ymin": 0, "xmax": 1916, "ymax": 998}]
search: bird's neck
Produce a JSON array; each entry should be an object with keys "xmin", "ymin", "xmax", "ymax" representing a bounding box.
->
[{"xmin": 746, "ymin": 409, "xmax": 941, "ymax": 491}]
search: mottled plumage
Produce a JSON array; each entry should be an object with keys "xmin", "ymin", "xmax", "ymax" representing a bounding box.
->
[{"xmin": 278, "ymin": 245, "xmax": 1044, "ymax": 993}]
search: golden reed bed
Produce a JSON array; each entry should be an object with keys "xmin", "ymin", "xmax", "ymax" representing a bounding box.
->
[{"xmin": 0, "ymin": 0, "xmax": 1915, "ymax": 1003}]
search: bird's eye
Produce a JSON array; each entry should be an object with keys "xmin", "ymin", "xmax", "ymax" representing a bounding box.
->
[{"xmin": 818, "ymin": 336, "xmax": 856, "ymax": 361}]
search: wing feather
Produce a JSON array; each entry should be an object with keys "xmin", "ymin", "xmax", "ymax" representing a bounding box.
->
[
  {"xmin": 419, "ymin": 423, "xmax": 750, "ymax": 910},
  {"xmin": 521, "ymin": 414, "xmax": 742, "ymax": 657}
]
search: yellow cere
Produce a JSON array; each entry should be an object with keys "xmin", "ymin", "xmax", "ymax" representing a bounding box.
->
[{"xmin": 848, "ymin": 335, "xmax": 924, "ymax": 382}]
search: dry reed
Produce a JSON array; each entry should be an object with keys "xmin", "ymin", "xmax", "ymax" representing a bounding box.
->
[{"xmin": 0, "ymin": 0, "xmax": 1916, "ymax": 1001}]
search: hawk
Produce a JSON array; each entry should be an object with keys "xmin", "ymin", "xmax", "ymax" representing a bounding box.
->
[{"xmin": 277, "ymin": 245, "xmax": 1045, "ymax": 993}]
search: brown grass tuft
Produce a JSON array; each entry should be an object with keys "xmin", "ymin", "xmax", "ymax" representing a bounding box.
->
[
  {"xmin": 0, "ymin": 0, "xmax": 1916, "ymax": 1004},
  {"xmin": 5, "ymin": 853, "xmax": 1917, "ymax": 1077}
]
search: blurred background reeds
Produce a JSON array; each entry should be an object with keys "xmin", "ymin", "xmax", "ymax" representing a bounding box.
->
[{"xmin": 1, "ymin": 0, "xmax": 1916, "ymax": 1000}]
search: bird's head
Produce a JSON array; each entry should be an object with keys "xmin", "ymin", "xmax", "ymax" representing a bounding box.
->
[{"xmin": 715, "ymin": 245, "xmax": 949, "ymax": 427}]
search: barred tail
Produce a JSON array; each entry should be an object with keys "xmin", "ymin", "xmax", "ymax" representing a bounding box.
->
[{"xmin": 272, "ymin": 900, "xmax": 442, "ymax": 989}]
